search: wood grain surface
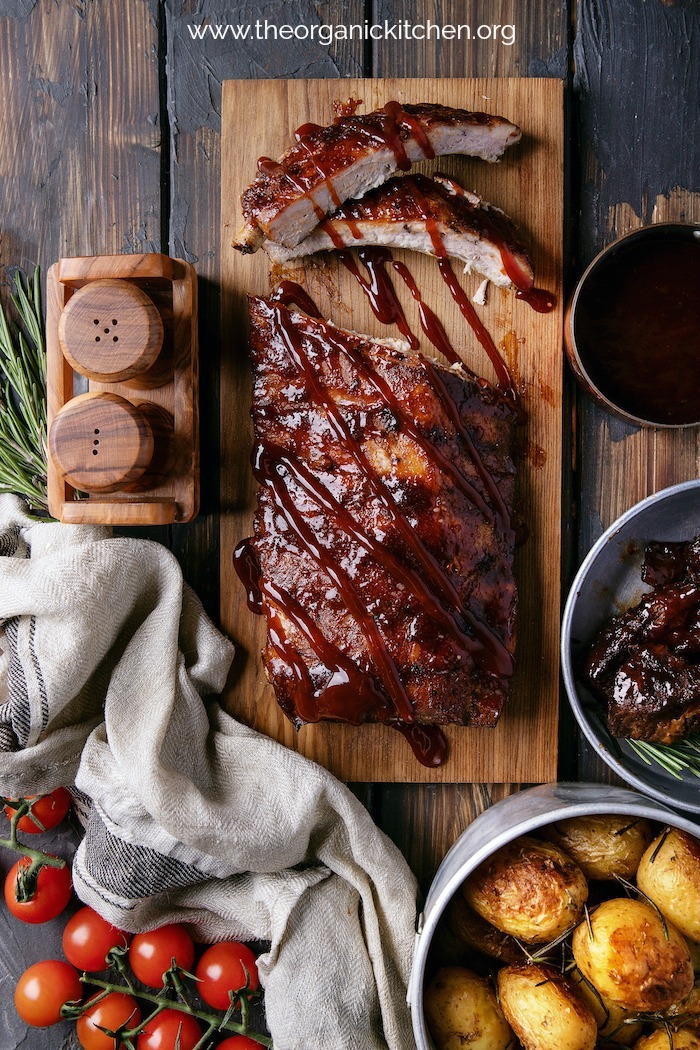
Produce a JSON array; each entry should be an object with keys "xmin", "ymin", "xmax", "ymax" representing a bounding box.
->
[
  {"xmin": 59, "ymin": 279, "xmax": 164, "ymax": 382},
  {"xmin": 0, "ymin": 6, "xmax": 162, "ymax": 1046},
  {"xmin": 572, "ymin": 0, "xmax": 700, "ymax": 782},
  {"xmin": 219, "ymin": 76, "xmax": 564, "ymax": 783},
  {"xmin": 2, "ymin": 8, "xmax": 700, "ymax": 1048}
]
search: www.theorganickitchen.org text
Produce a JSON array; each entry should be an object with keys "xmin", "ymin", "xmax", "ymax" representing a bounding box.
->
[{"xmin": 187, "ymin": 20, "xmax": 516, "ymax": 46}]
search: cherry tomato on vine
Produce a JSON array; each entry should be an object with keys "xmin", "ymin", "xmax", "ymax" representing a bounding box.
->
[
  {"xmin": 76, "ymin": 992, "xmax": 142, "ymax": 1050},
  {"xmin": 217, "ymin": 1038, "xmax": 267, "ymax": 1049},
  {"xmin": 4, "ymin": 787, "xmax": 71, "ymax": 833},
  {"xmin": 128, "ymin": 923, "xmax": 195, "ymax": 988},
  {"xmin": 136, "ymin": 1008, "xmax": 202, "ymax": 1049},
  {"xmin": 63, "ymin": 905, "xmax": 132, "ymax": 971},
  {"xmin": 4, "ymin": 855, "xmax": 72, "ymax": 923},
  {"xmin": 14, "ymin": 959, "xmax": 82, "ymax": 1027},
  {"xmin": 195, "ymin": 941, "xmax": 259, "ymax": 1011}
]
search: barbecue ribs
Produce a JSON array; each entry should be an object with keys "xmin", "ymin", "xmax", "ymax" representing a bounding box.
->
[
  {"xmin": 235, "ymin": 103, "xmax": 521, "ymax": 253},
  {"xmin": 583, "ymin": 536, "xmax": 700, "ymax": 744},
  {"xmin": 263, "ymin": 173, "xmax": 534, "ymax": 291},
  {"xmin": 237, "ymin": 294, "xmax": 519, "ymax": 738}
]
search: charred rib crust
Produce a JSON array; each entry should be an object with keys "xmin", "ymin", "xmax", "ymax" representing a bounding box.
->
[{"xmin": 246, "ymin": 296, "xmax": 518, "ymax": 729}]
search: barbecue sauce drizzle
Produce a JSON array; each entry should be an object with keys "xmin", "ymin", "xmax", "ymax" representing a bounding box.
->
[
  {"xmin": 270, "ymin": 281, "xmax": 511, "ymax": 533},
  {"xmin": 336, "ymin": 245, "xmax": 525, "ymax": 422},
  {"xmin": 391, "ymin": 259, "xmax": 462, "ymax": 366},
  {"xmin": 329, "ymin": 172, "xmax": 535, "ymax": 402},
  {"xmin": 265, "ymin": 297, "xmax": 512, "ymax": 675},
  {"xmin": 234, "ymin": 284, "xmax": 520, "ymax": 767},
  {"xmin": 233, "ymin": 542, "xmax": 392, "ymax": 725}
]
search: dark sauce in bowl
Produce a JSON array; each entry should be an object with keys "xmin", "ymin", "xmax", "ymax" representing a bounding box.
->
[{"xmin": 572, "ymin": 226, "xmax": 700, "ymax": 426}]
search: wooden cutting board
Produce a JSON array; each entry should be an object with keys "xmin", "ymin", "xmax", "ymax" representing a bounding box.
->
[{"xmin": 220, "ymin": 77, "xmax": 563, "ymax": 783}]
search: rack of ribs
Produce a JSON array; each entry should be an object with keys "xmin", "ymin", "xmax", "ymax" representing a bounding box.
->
[{"xmin": 235, "ymin": 292, "xmax": 519, "ymax": 751}]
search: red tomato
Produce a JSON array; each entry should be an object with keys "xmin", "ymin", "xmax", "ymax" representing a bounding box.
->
[
  {"xmin": 63, "ymin": 905, "xmax": 132, "ymax": 971},
  {"xmin": 195, "ymin": 941, "xmax": 259, "ymax": 1011},
  {"xmin": 217, "ymin": 1038, "xmax": 267, "ymax": 1049},
  {"xmin": 14, "ymin": 959, "xmax": 82, "ymax": 1026},
  {"xmin": 136, "ymin": 1008, "xmax": 202, "ymax": 1049},
  {"xmin": 4, "ymin": 856, "xmax": 72, "ymax": 923},
  {"xmin": 76, "ymin": 992, "xmax": 141, "ymax": 1050},
  {"xmin": 4, "ymin": 787, "xmax": 71, "ymax": 833},
  {"xmin": 128, "ymin": 923, "xmax": 195, "ymax": 988}
]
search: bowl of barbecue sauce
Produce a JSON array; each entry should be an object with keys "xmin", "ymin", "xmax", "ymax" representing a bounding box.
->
[{"xmin": 564, "ymin": 223, "xmax": 700, "ymax": 427}]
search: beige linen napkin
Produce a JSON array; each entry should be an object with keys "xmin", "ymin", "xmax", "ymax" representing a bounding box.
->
[{"xmin": 0, "ymin": 494, "xmax": 418, "ymax": 1050}]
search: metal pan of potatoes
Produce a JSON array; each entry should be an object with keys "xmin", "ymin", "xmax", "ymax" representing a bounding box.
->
[{"xmin": 408, "ymin": 782, "xmax": 700, "ymax": 1050}]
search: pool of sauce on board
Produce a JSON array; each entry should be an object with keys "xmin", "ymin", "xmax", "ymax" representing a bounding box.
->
[{"xmin": 574, "ymin": 231, "xmax": 700, "ymax": 425}]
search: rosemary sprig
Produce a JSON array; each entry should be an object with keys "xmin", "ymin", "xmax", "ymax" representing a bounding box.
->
[
  {"xmin": 0, "ymin": 266, "xmax": 49, "ymax": 513},
  {"xmin": 627, "ymin": 736, "xmax": 700, "ymax": 781}
]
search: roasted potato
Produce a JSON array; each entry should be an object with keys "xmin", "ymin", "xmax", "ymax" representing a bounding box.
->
[
  {"xmin": 688, "ymin": 940, "xmax": 700, "ymax": 974},
  {"xmin": 572, "ymin": 897, "xmax": 694, "ymax": 1011},
  {"xmin": 424, "ymin": 966, "xmax": 512, "ymax": 1050},
  {"xmin": 665, "ymin": 978, "xmax": 700, "ymax": 1031},
  {"xmin": 637, "ymin": 830, "xmax": 700, "ymax": 942},
  {"xmin": 633, "ymin": 1030, "xmax": 700, "ymax": 1050},
  {"xmin": 462, "ymin": 836, "xmax": 588, "ymax": 944},
  {"xmin": 543, "ymin": 814, "xmax": 654, "ymax": 880},
  {"xmin": 497, "ymin": 962, "xmax": 597, "ymax": 1050},
  {"xmin": 446, "ymin": 893, "xmax": 525, "ymax": 965},
  {"xmin": 571, "ymin": 967, "xmax": 643, "ymax": 1045}
]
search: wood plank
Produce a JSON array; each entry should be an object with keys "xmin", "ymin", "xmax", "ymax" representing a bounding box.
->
[
  {"xmin": 378, "ymin": 782, "xmax": 525, "ymax": 892},
  {"xmin": 372, "ymin": 0, "xmax": 568, "ymax": 80},
  {"xmin": 219, "ymin": 76, "xmax": 564, "ymax": 784},
  {"xmin": 573, "ymin": 0, "xmax": 700, "ymax": 782},
  {"xmin": 0, "ymin": 4, "xmax": 161, "ymax": 1047},
  {"xmin": 0, "ymin": 0, "xmax": 161, "ymax": 274},
  {"xmin": 165, "ymin": 0, "xmax": 367, "ymax": 618}
]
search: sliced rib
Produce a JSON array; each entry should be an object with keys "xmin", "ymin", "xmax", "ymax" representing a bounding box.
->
[
  {"xmin": 264, "ymin": 173, "xmax": 534, "ymax": 289},
  {"xmin": 235, "ymin": 102, "xmax": 522, "ymax": 252}
]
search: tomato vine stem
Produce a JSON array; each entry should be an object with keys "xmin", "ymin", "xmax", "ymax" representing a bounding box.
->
[
  {"xmin": 0, "ymin": 797, "xmax": 67, "ymax": 901},
  {"xmin": 60, "ymin": 956, "xmax": 274, "ymax": 1049}
]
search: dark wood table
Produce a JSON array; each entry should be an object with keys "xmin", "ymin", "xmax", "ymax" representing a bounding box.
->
[{"xmin": 1, "ymin": 2, "xmax": 698, "ymax": 1046}]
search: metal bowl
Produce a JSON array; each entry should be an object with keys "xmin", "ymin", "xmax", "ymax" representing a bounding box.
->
[
  {"xmin": 408, "ymin": 781, "xmax": 700, "ymax": 1050},
  {"xmin": 561, "ymin": 479, "xmax": 700, "ymax": 813}
]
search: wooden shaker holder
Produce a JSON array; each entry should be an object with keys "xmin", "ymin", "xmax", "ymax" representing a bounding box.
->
[{"xmin": 46, "ymin": 253, "xmax": 199, "ymax": 526}]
